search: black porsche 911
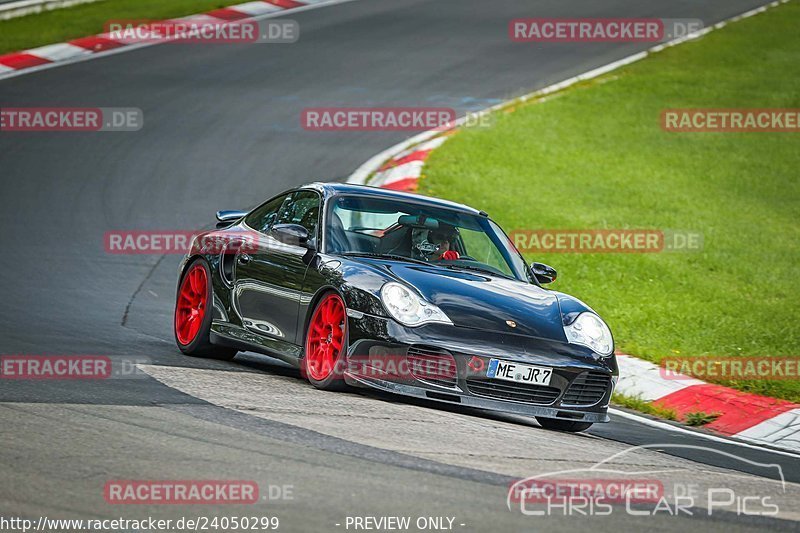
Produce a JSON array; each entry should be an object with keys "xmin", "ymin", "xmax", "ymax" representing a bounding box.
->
[{"xmin": 174, "ymin": 183, "xmax": 618, "ymax": 432}]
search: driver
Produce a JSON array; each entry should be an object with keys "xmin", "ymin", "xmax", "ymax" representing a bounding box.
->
[
  {"xmin": 411, "ymin": 224, "xmax": 460, "ymax": 261},
  {"xmin": 429, "ymin": 225, "xmax": 460, "ymax": 260}
]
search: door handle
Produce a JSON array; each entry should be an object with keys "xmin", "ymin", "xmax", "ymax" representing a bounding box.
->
[{"xmin": 238, "ymin": 253, "xmax": 251, "ymax": 265}]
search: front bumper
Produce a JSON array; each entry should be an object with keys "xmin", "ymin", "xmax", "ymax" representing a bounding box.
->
[{"xmin": 344, "ymin": 314, "xmax": 617, "ymax": 423}]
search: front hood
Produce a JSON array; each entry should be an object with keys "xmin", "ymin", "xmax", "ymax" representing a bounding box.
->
[{"xmin": 354, "ymin": 258, "xmax": 567, "ymax": 341}]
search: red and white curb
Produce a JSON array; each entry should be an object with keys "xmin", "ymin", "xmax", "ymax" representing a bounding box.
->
[
  {"xmin": 356, "ymin": 134, "xmax": 452, "ymax": 192},
  {"xmin": 0, "ymin": 0, "xmax": 347, "ymax": 79},
  {"xmin": 1, "ymin": 1, "xmax": 103, "ymax": 22},
  {"xmin": 347, "ymin": 0, "xmax": 799, "ymax": 454},
  {"xmin": 615, "ymin": 354, "xmax": 800, "ymax": 452}
]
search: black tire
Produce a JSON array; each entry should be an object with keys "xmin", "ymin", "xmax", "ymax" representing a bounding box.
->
[
  {"xmin": 535, "ymin": 417, "xmax": 593, "ymax": 433},
  {"xmin": 174, "ymin": 258, "xmax": 237, "ymax": 361},
  {"xmin": 301, "ymin": 292, "xmax": 348, "ymax": 391}
]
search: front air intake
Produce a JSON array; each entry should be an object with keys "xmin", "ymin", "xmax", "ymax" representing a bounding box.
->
[
  {"xmin": 561, "ymin": 371, "xmax": 611, "ymax": 406},
  {"xmin": 406, "ymin": 346, "xmax": 458, "ymax": 389}
]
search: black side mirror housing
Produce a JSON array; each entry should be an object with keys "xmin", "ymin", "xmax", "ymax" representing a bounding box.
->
[
  {"xmin": 531, "ymin": 262, "xmax": 557, "ymax": 284},
  {"xmin": 272, "ymin": 223, "xmax": 313, "ymax": 249}
]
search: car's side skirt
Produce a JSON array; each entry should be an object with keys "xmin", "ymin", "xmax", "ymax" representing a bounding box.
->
[{"xmin": 210, "ymin": 322, "xmax": 302, "ymax": 367}]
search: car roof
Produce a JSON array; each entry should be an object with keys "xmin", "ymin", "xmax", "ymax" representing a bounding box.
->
[{"xmin": 300, "ymin": 182, "xmax": 485, "ymax": 216}]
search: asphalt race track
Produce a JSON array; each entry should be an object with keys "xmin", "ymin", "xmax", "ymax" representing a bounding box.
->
[{"xmin": 1, "ymin": 0, "xmax": 798, "ymax": 531}]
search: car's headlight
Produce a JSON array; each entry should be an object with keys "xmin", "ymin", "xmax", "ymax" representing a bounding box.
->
[
  {"xmin": 380, "ymin": 282, "xmax": 452, "ymax": 327},
  {"xmin": 563, "ymin": 312, "xmax": 614, "ymax": 356}
]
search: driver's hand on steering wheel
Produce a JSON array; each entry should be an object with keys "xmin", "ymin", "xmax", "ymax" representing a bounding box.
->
[
  {"xmin": 441, "ymin": 250, "xmax": 460, "ymax": 260},
  {"xmin": 432, "ymin": 240, "xmax": 459, "ymax": 261}
]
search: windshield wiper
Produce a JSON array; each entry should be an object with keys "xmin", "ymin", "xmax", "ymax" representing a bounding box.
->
[
  {"xmin": 340, "ymin": 252, "xmax": 430, "ymax": 266},
  {"xmin": 440, "ymin": 263, "xmax": 514, "ymax": 279},
  {"xmin": 342, "ymin": 252, "xmax": 515, "ymax": 279}
]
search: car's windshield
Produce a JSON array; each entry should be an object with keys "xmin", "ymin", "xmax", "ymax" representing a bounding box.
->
[{"xmin": 327, "ymin": 195, "xmax": 530, "ymax": 281}]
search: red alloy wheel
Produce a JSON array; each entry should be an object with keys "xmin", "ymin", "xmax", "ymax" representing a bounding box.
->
[
  {"xmin": 305, "ymin": 293, "xmax": 346, "ymax": 381},
  {"xmin": 175, "ymin": 264, "xmax": 208, "ymax": 346}
]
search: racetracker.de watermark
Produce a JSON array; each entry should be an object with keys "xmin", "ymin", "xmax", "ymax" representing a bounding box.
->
[
  {"xmin": 510, "ymin": 229, "xmax": 703, "ymax": 253},
  {"xmin": 509, "ymin": 478, "xmax": 664, "ymax": 506},
  {"xmin": 105, "ymin": 19, "xmax": 298, "ymax": 43},
  {"xmin": 301, "ymin": 107, "xmax": 457, "ymax": 131},
  {"xmin": 0, "ymin": 108, "xmax": 143, "ymax": 132},
  {"xmin": 104, "ymin": 481, "xmax": 259, "ymax": 505},
  {"xmin": 345, "ymin": 353, "xmax": 457, "ymax": 383},
  {"xmin": 660, "ymin": 356, "xmax": 800, "ymax": 381},
  {"xmin": 509, "ymin": 18, "xmax": 703, "ymax": 43},
  {"xmin": 0, "ymin": 355, "xmax": 151, "ymax": 379},
  {"xmin": 661, "ymin": 109, "xmax": 800, "ymax": 132},
  {"xmin": 104, "ymin": 230, "xmax": 276, "ymax": 255}
]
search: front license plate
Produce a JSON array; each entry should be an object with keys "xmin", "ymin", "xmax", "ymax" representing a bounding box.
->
[{"xmin": 487, "ymin": 359, "xmax": 553, "ymax": 386}]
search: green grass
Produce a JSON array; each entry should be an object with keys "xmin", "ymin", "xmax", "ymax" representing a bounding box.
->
[
  {"xmin": 684, "ymin": 411, "xmax": 722, "ymax": 426},
  {"xmin": 0, "ymin": 0, "xmax": 238, "ymax": 55},
  {"xmin": 612, "ymin": 394, "xmax": 677, "ymax": 421},
  {"xmin": 421, "ymin": 2, "xmax": 800, "ymax": 401}
]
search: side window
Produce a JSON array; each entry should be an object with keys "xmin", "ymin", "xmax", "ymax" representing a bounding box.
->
[
  {"xmin": 275, "ymin": 191, "xmax": 321, "ymax": 240},
  {"xmin": 244, "ymin": 194, "xmax": 290, "ymax": 234}
]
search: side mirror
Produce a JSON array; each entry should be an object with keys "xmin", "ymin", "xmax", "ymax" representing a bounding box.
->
[
  {"xmin": 531, "ymin": 262, "xmax": 557, "ymax": 284},
  {"xmin": 272, "ymin": 223, "xmax": 313, "ymax": 248},
  {"xmin": 215, "ymin": 210, "xmax": 247, "ymax": 229}
]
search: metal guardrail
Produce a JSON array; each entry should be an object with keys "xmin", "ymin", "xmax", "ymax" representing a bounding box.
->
[{"xmin": 0, "ymin": 0, "xmax": 102, "ymax": 20}]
